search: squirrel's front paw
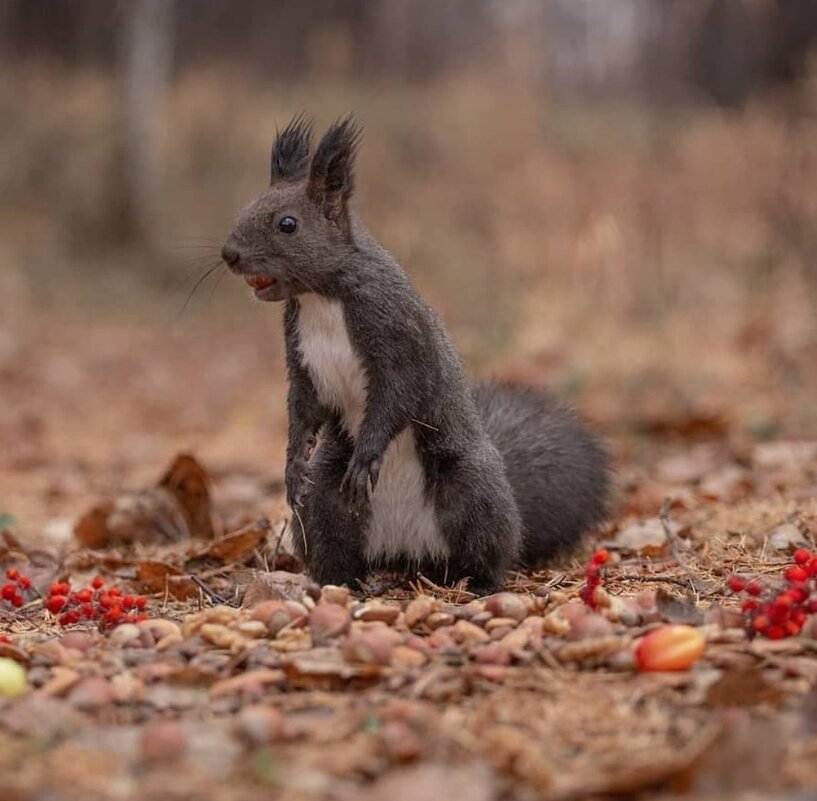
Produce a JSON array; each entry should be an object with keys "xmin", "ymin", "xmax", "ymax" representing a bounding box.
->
[{"xmin": 340, "ymin": 452, "xmax": 381, "ymax": 515}]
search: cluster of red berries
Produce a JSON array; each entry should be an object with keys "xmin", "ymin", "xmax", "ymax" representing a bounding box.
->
[
  {"xmin": 1, "ymin": 567, "xmax": 33, "ymax": 608},
  {"xmin": 728, "ymin": 549, "xmax": 817, "ymax": 639},
  {"xmin": 45, "ymin": 576, "xmax": 149, "ymax": 629},
  {"xmin": 580, "ymin": 549, "xmax": 610, "ymax": 609}
]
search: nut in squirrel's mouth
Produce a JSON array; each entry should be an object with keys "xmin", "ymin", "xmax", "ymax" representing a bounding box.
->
[{"xmin": 244, "ymin": 274, "xmax": 277, "ymax": 291}]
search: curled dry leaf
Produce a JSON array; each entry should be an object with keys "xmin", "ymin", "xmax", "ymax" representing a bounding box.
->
[
  {"xmin": 614, "ymin": 517, "xmax": 671, "ymax": 556},
  {"xmin": 74, "ymin": 453, "xmax": 215, "ymax": 549},
  {"xmin": 196, "ymin": 518, "xmax": 270, "ymax": 564},
  {"xmin": 135, "ymin": 560, "xmax": 198, "ymax": 600}
]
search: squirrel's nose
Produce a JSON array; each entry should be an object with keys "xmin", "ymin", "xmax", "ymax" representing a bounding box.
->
[{"xmin": 221, "ymin": 244, "xmax": 241, "ymax": 267}]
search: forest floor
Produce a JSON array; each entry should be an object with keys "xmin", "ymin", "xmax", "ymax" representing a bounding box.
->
[{"xmin": 1, "ymin": 299, "xmax": 817, "ymax": 801}]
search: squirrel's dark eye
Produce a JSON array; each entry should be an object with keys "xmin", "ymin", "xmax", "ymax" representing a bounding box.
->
[{"xmin": 278, "ymin": 215, "xmax": 298, "ymax": 234}]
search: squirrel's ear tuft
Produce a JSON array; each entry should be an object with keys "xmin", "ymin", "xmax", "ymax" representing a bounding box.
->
[
  {"xmin": 307, "ymin": 115, "xmax": 362, "ymax": 221},
  {"xmin": 270, "ymin": 114, "xmax": 313, "ymax": 184}
]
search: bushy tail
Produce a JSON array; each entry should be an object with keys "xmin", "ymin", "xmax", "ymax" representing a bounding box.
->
[{"xmin": 472, "ymin": 382, "xmax": 610, "ymax": 566}]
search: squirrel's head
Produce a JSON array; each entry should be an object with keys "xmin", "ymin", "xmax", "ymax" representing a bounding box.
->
[{"xmin": 221, "ymin": 114, "xmax": 362, "ymax": 302}]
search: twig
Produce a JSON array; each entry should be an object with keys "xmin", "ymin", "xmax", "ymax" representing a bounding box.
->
[
  {"xmin": 659, "ymin": 497, "xmax": 699, "ymax": 600},
  {"xmin": 271, "ymin": 519, "xmax": 287, "ymax": 569},
  {"xmin": 189, "ymin": 574, "xmax": 226, "ymax": 605}
]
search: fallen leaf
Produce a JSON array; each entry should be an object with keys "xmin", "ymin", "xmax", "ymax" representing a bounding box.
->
[
  {"xmin": 198, "ymin": 518, "xmax": 270, "ymax": 563},
  {"xmin": 159, "ymin": 453, "xmax": 216, "ymax": 539},
  {"xmin": 74, "ymin": 453, "xmax": 215, "ymax": 548},
  {"xmin": 767, "ymin": 522, "xmax": 810, "ymax": 552},
  {"xmin": 655, "ymin": 588, "xmax": 704, "ymax": 625},
  {"xmin": 135, "ymin": 560, "xmax": 198, "ymax": 600},
  {"xmin": 614, "ymin": 518, "xmax": 672, "ymax": 556}
]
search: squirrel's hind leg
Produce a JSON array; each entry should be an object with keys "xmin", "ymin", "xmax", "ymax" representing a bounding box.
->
[
  {"xmin": 431, "ymin": 458, "xmax": 521, "ymax": 595},
  {"xmin": 296, "ymin": 427, "xmax": 369, "ymax": 588}
]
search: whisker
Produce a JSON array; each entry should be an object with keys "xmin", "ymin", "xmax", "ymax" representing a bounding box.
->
[
  {"xmin": 178, "ymin": 260, "xmax": 222, "ymax": 315},
  {"xmin": 204, "ymin": 265, "xmax": 227, "ymax": 307}
]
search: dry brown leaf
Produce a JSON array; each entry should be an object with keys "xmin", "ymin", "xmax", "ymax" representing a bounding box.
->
[
  {"xmin": 614, "ymin": 517, "xmax": 672, "ymax": 556},
  {"xmin": 135, "ymin": 560, "xmax": 198, "ymax": 600},
  {"xmin": 159, "ymin": 453, "xmax": 216, "ymax": 539},
  {"xmin": 656, "ymin": 588, "xmax": 704, "ymax": 625},
  {"xmin": 73, "ymin": 453, "xmax": 215, "ymax": 548},
  {"xmin": 198, "ymin": 518, "xmax": 270, "ymax": 563}
]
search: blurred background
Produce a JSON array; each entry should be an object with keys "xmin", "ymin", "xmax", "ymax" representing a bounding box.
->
[{"xmin": 1, "ymin": 0, "xmax": 816, "ymax": 537}]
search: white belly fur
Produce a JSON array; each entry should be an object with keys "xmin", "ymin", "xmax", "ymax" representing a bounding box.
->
[{"xmin": 296, "ymin": 294, "xmax": 448, "ymax": 564}]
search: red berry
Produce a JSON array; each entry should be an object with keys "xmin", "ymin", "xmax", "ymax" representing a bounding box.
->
[
  {"xmin": 11, "ymin": 592, "xmax": 23, "ymax": 608},
  {"xmin": 746, "ymin": 581, "xmax": 763, "ymax": 597},
  {"xmin": 592, "ymin": 549, "xmax": 610, "ymax": 565},
  {"xmin": 727, "ymin": 575, "xmax": 746, "ymax": 593},
  {"xmin": 91, "ymin": 576, "xmax": 105, "ymax": 590},
  {"xmin": 786, "ymin": 620, "xmax": 802, "ymax": 637},
  {"xmin": 77, "ymin": 588, "xmax": 92, "ymax": 603},
  {"xmin": 46, "ymin": 595, "xmax": 67, "ymax": 613},
  {"xmin": 766, "ymin": 625, "xmax": 787, "ymax": 640},
  {"xmin": 807, "ymin": 558, "xmax": 817, "ymax": 577},
  {"xmin": 789, "ymin": 586, "xmax": 809, "ymax": 604},
  {"xmin": 1, "ymin": 584, "xmax": 16, "ymax": 601},
  {"xmin": 17, "ymin": 576, "xmax": 31, "ymax": 590},
  {"xmin": 806, "ymin": 599, "xmax": 817, "ymax": 614},
  {"xmin": 785, "ymin": 565, "xmax": 808, "ymax": 585},
  {"xmin": 122, "ymin": 595, "xmax": 135, "ymax": 610},
  {"xmin": 106, "ymin": 606, "xmax": 122, "ymax": 621},
  {"xmin": 134, "ymin": 597, "xmax": 147, "ymax": 610},
  {"xmin": 741, "ymin": 599, "xmax": 759, "ymax": 613},
  {"xmin": 775, "ymin": 590, "xmax": 801, "ymax": 608},
  {"xmin": 0, "ymin": 635, "xmax": 11, "ymax": 644},
  {"xmin": 108, "ymin": 588, "xmax": 121, "ymax": 597},
  {"xmin": 752, "ymin": 614, "xmax": 770, "ymax": 632},
  {"xmin": 48, "ymin": 582, "xmax": 70, "ymax": 596},
  {"xmin": 794, "ymin": 549, "xmax": 812, "ymax": 565},
  {"xmin": 6, "ymin": 568, "xmax": 19, "ymax": 581},
  {"xmin": 98, "ymin": 593, "xmax": 113, "ymax": 609}
]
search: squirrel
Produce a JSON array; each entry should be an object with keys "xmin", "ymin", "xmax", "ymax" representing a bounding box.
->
[{"xmin": 221, "ymin": 115, "xmax": 610, "ymax": 593}]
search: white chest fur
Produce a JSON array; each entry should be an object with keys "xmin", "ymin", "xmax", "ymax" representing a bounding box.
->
[{"xmin": 296, "ymin": 294, "xmax": 448, "ymax": 564}]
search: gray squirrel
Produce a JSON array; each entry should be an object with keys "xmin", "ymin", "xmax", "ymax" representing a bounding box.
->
[{"xmin": 221, "ymin": 115, "xmax": 610, "ymax": 593}]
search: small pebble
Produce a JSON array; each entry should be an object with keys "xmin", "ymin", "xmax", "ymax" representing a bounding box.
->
[
  {"xmin": 427, "ymin": 629, "xmax": 456, "ymax": 650},
  {"xmin": 450, "ymin": 620, "xmax": 490, "ymax": 646},
  {"xmin": 237, "ymin": 620, "xmax": 270, "ymax": 639},
  {"xmin": 342, "ymin": 630, "xmax": 394, "ymax": 666},
  {"xmin": 485, "ymin": 617, "xmax": 519, "ymax": 633},
  {"xmin": 310, "ymin": 603, "xmax": 352, "ymax": 645},
  {"xmin": 484, "ymin": 593, "xmax": 528, "ymax": 622},
  {"xmin": 404, "ymin": 597, "xmax": 435, "ymax": 628},
  {"xmin": 566, "ymin": 613, "xmax": 615, "ymax": 641},
  {"xmin": 109, "ymin": 624, "xmax": 142, "ymax": 647},
  {"xmin": 140, "ymin": 719, "xmax": 188, "ymax": 765},
  {"xmin": 320, "ymin": 585, "xmax": 350, "ymax": 606},
  {"xmin": 425, "ymin": 612, "xmax": 455, "ymax": 630},
  {"xmin": 474, "ymin": 642, "xmax": 511, "ymax": 666},
  {"xmin": 381, "ymin": 721, "xmax": 423, "ymax": 762},
  {"xmin": 355, "ymin": 603, "xmax": 400, "ymax": 625},
  {"xmin": 237, "ymin": 704, "xmax": 285, "ymax": 745},
  {"xmin": 391, "ymin": 645, "xmax": 427, "ymax": 667},
  {"xmin": 69, "ymin": 677, "xmax": 114, "ymax": 712},
  {"xmin": 59, "ymin": 632, "xmax": 93, "ymax": 652}
]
